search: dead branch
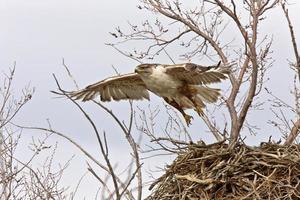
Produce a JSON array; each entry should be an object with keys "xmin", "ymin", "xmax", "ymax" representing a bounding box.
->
[
  {"xmin": 281, "ymin": 2, "xmax": 300, "ymax": 81},
  {"xmin": 52, "ymin": 75, "xmax": 121, "ymax": 199},
  {"xmin": 284, "ymin": 119, "xmax": 300, "ymax": 145},
  {"xmin": 281, "ymin": 2, "xmax": 300, "ymax": 145}
]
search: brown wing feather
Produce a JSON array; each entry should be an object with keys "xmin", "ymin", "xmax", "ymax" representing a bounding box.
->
[
  {"xmin": 165, "ymin": 62, "xmax": 229, "ymax": 85},
  {"xmin": 69, "ymin": 73, "xmax": 150, "ymax": 102}
]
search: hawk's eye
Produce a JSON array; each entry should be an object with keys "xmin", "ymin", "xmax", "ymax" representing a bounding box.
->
[{"xmin": 140, "ymin": 65, "xmax": 149, "ymax": 69}]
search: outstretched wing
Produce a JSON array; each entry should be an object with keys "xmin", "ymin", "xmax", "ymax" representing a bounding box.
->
[
  {"xmin": 165, "ymin": 62, "xmax": 229, "ymax": 85},
  {"xmin": 69, "ymin": 73, "xmax": 150, "ymax": 102}
]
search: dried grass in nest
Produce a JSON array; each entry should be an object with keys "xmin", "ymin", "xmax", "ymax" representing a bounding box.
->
[{"xmin": 146, "ymin": 142, "xmax": 300, "ymax": 200}]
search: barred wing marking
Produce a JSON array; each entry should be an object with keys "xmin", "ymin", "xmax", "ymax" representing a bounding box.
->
[{"xmin": 69, "ymin": 73, "xmax": 149, "ymax": 101}]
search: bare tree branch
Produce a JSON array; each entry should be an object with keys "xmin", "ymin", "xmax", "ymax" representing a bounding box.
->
[
  {"xmin": 284, "ymin": 119, "xmax": 300, "ymax": 145},
  {"xmin": 281, "ymin": 2, "xmax": 300, "ymax": 145}
]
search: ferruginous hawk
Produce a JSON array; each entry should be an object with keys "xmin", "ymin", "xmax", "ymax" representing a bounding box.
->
[{"xmin": 69, "ymin": 62, "xmax": 229, "ymax": 125}]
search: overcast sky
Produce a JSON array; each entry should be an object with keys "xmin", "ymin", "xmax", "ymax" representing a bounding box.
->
[{"xmin": 1, "ymin": 0, "xmax": 300, "ymax": 199}]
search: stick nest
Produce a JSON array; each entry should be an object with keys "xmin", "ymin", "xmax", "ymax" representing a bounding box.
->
[{"xmin": 146, "ymin": 142, "xmax": 300, "ymax": 200}]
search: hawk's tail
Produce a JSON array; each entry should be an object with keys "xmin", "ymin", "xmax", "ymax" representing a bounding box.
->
[
  {"xmin": 188, "ymin": 86, "xmax": 221, "ymax": 116},
  {"xmin": 195, "ymin": 86, "xmax": 221, "ymax": 103}
]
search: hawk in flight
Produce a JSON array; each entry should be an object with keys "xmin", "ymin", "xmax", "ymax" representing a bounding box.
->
[{"xmin": 69, "ymin": 62, "xmax": 229, "ymax": 125}]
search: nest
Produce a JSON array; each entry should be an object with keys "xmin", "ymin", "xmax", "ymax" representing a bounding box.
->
[{"xmin": 146, "ymin": 142, "xmax": 300, "ymax": 200}]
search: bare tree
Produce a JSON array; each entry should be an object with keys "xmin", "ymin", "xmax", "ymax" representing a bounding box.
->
[{"xmin": 0, "ymin": 67, "xmax": 72, "ymax": 199}]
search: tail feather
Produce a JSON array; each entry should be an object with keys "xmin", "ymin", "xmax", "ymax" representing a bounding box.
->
[
  {"xmin": 190, "ymin": 86, "xmax": 221, "ymax": 116},
  {"xmin": 195, "ymin": 86, "xmax": 221, "ymax": 103}
]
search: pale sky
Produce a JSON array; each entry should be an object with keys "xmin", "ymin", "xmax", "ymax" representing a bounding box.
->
[{"xmin": 1, "ymin": 0, "xmax": 299, "ymax": 199}]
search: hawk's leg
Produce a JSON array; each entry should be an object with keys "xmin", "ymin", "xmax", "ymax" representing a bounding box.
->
[{"xmin": 163, "ymin": 98, "xmax": 193, "ymax": 126}]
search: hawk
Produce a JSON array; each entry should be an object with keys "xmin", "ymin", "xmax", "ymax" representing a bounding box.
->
[{"xmin": 69, "ymin": 62, "xmax": 229, "ymax": 125}]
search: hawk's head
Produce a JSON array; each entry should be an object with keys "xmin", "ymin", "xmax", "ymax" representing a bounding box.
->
[{"xmin": 135, "ymin": 64, "xmax": 157, "ymax": 76}]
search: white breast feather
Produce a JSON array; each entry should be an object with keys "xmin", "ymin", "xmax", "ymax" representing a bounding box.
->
[{"xmin": 142, "ymin": 65, "xmax": 182, "ymax": 97}]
